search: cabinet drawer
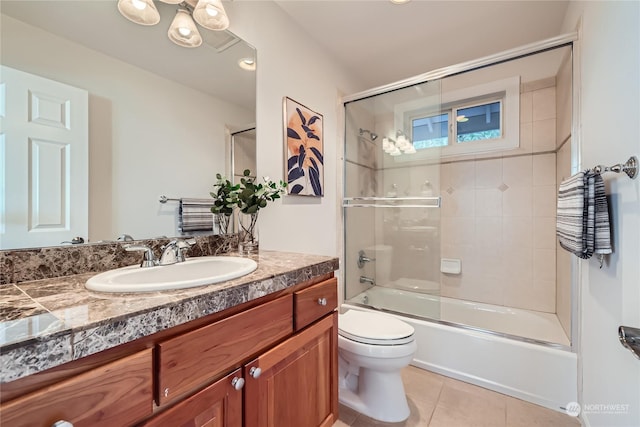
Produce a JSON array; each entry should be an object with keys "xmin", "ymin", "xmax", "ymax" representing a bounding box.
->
[
  {"xmin": 157, "ymin": 294, "xmax": 293, "ymax": 405},
  {"xmin": 294, "ymin": 277, "xmax": 337, "ymax": 330},
  {"xmin": 0, "ymin": 349, "xmax": 153, "ymax": 427},
  {"xmin": 142, "ymin": 369, "xmax": 242, "ymax": 427}
]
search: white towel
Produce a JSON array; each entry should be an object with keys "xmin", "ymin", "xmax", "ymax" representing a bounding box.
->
[{"xmin": 179, "ymin": 198, "xmax": 214, "ymax": 233}]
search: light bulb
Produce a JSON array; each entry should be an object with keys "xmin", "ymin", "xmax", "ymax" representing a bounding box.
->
[
  {"xmin": 178, "ymin": 27, "xmax": 191, "ymax": 36},
  {"xmin": 132, "ymin": 0, "xmax": 147, "ymax": 10},
  {"xmin": 206, "ymin": 4, "xmax": 219, "ymax": 17}
]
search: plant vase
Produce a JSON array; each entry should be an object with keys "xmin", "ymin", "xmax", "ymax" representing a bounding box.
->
[
  {"xmin": 239, "ymin": 212, "xmax": 259, "ymax": 253},
  {"xmin": 215, "ymin": 213, "xmax": 232, "ymax": 235}
]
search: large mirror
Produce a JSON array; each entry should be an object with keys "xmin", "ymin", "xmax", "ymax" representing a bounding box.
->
[{"xmin": 0, "ymin": 1, "xmax": 256, "ymax": 250}]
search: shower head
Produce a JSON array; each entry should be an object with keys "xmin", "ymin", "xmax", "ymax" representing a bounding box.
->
[{"xmin": 359, "ymin": 128, "xmax": 378, "ymax": 141}]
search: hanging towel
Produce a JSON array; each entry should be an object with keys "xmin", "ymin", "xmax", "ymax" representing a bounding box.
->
[
  {"xmin": 557, "ymin": 171, "xmax": 587, "ymax": 257},
  {"xmin": 593, "ymin": 173, "xmax": 612, "ymax": 257},
  {"xmin": 179, "ymin": 198, "xmax": 214, "ymax": 233},
  {"xmin": 556, "ymin": 171, "xmax": 612, "ymax": 264}
]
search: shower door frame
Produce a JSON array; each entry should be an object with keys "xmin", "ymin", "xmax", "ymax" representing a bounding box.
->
[{"xmin": 339, "ymin": 31, "xmax": 582, "ymax": 354}]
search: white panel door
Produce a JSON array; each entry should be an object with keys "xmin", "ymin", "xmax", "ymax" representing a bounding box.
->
[{"xmin": 0, "ymin": 66, "xmax": 88, "ymax": 249}]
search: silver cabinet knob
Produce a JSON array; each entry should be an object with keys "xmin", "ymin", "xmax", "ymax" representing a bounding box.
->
[
  {"xmin": 231, "ymin": 376, "xmax": 245, "ymax": 390},
  {"xmin": 249, "ymin": 366, "xmax": 262, "ymax": 378},
  {"xmin": 52, "ymin": 421, "xmax": 74, "ymax": 427},
  {"xmin": 317, "ymin": 297, "xmax": 327, "ymax": 306}
]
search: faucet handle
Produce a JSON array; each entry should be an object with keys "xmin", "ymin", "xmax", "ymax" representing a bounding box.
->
[
  {"xmin": 125, "ymin": 245, "xmax": 157, "ymax": 268},
  {"xmin": 176, "ymin": 238, "xmax": 196, "ymax": 249},
  {"xmin": 176, "ymin": 238, "xmax": 196, "ymax": 262},
  {"xmin": 160, "ymin": 238, "xmax": 196, "ymax": 265}
]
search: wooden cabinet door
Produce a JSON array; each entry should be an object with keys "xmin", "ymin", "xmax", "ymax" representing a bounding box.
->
[
  {"xmin": 0, "ymin": 349, "xmax": 152, "ymax": 427},
  {"xmin": 142, "ymin": 369, "xmax": 243, "ymax": 427},
  {"xmin": 244, "ymin": 312, "xmax": 338, "ymax": 427}
]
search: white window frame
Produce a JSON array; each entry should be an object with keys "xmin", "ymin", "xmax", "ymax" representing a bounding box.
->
[{"xmin": 394, "ymin": 76, "xmax": 520, "ymax": 160}]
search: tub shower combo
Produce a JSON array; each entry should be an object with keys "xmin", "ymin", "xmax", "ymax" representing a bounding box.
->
[{"xmin": 341, "ymin": 35, "xmax": 580, "ymax": 415}]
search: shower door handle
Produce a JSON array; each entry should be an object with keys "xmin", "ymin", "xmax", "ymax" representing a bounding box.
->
[{"xmin": 618, "ymin": 326, "xmax": 640, "ymax": 360}]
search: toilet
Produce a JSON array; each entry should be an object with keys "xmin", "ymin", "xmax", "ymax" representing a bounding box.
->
[{"xmin": 338, "ymin": 309, "xmax": 417, "ymax": 423}]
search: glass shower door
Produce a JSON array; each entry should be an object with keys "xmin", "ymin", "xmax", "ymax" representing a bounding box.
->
[{"xmin": 343, "ymin": 79, "xmax": 443, "ymax": 321}]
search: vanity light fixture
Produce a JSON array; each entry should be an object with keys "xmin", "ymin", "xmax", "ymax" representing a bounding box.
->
[
  {"xmin": 192, "ymin": 0, "xmax": 229, "ymax": 31},
  {"xmin": 117, "ymin": 0, "xmax": 230, "ymax": 48},
  {"xmin": 117, "ymin": 0, "xmax": 161, "ymax": 25},
  {"xmin": 168, "ymin": 8, "xmax": 202, "ymax": 48}
]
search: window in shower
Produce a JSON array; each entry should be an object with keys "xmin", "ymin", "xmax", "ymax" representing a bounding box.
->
[
  {"xmin": 399, "ymin": 76, "xmax": 519, "ymax": 158},
  {"xmin": 455, "ymin": 100, "xmax": 502, "ymax": 143},
  {"xmin": 411, "ymin": 99, "xmax": 503, "ymax": 149},
  {"xmin": 412, "ymin": 113, "xmax": 449, "ymax": 149}
]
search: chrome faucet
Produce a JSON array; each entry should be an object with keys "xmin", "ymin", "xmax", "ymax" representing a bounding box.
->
[
  {"xmin": 159, "ymin": 238, "xmax": 196, "ymax": 265},
  {"xmin": 359, "ymin": 276, "xmax": 375, "ymax": 286},
  {"xmin": 357, "ymin": 250, "xmax": 375, "ymax": 268}
]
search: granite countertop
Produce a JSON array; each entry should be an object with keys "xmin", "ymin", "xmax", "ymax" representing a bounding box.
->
[{"xmin": 0, "ymin": 251, "xmax": 339, "ymax": 384}]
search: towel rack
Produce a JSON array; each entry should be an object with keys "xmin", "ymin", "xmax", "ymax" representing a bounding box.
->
[
  {"xmin": 159, "ymin": 195, "xmax": 180, "ymax": 203},
  {"xmin": 592, "ymin": 156, "xmax": 637, "ymax": 179},
  {"xmin": 343, "ymin": 196, "xmax": 441, "ymax": 208}
]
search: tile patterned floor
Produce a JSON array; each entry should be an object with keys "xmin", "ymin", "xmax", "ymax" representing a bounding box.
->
[{"xmin": 333, "ymin": 366, "xmax": 581, "ymax": 427}]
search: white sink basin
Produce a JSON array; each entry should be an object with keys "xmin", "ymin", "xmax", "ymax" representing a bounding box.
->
[{"xmin": 86, "ymin": 256, "xmax": 258, "ymax": 293}]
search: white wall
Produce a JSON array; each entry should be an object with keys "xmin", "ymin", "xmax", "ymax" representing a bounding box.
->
[
  {"xmin": 226, "ymin": 2, "xmax": 364, "ymax": 257},
  {"xmin": 563, "ymin": 2, "xmax": 640, "ymax": 426},
  {"xmin": 2, "ymin": 15, "xmax": 254, "ymax": 242}
]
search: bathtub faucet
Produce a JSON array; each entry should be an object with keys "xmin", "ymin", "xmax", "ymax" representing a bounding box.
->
[
  {"xmin": 359, "ymin": 276, "xmax": 375, "ymax": 286},
  {"xmin": 357, "ymin": 250, "xmax": 375, "ymax": 268}
]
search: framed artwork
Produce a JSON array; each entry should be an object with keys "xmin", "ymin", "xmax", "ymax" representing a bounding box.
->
[{"xmin": 283, "ymin": 97, "xmax": 324, "ymax": 196}]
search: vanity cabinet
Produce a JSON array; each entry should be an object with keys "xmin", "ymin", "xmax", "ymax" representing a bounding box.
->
[
  {"xmin": 149, "ymin": 276, "xmax": 338, "ymax": 427},
  {"xmin": 0, "ymin": 274, "xmax": 338, "ymax": 427}
]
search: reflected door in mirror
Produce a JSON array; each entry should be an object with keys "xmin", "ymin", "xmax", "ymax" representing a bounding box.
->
[{"xmin": 1, "ymin": 66, "xmax": 88, "ymax": 249}]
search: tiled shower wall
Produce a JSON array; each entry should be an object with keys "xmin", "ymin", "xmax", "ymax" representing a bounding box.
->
[{"xmin": 438, "ymin": 80, "xmax": 558, "ymax": 312}]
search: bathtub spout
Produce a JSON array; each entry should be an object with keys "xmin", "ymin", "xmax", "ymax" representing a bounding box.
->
[{"xmin": 359, "ymin": 276, "xmax": 375, "ymax": 286}]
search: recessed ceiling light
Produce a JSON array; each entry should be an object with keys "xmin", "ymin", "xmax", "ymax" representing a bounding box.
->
[
  {"xmin": 390, "ymin": 0, "xmax": 411, "ymax": 4},
  {"xmin": 238, "ymin": 57, "xmax": 256, "ymax": 71}
]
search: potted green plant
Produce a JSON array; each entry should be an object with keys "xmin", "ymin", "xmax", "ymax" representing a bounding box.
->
[
  {"xmin": 236, "ymin": 169, "xmax": 287, "ymax": 253},
  {"xmin": 210, "ymin": 173, "xmax": 240, "ymax": 235}
]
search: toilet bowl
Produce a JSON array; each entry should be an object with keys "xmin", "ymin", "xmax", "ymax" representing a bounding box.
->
[{"xmin": 338, "ymin": 309, "xmax": 417, "ymax": 423}]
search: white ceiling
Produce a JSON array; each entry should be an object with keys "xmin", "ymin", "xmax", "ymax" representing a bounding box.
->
[
  {"xmin": 275, "ymin": 0, "xmax": 570, "ymax": 90},
  {"xmin": 2, "ymin": 1, "xmax": 570, "ymax": 108}
]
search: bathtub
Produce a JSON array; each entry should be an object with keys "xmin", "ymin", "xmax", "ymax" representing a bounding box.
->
[{"xmin": 343, "ymin": 286, "xmax": 578, "ymax": 412}]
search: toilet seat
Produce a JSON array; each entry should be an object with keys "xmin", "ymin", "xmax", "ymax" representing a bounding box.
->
[{"xmin": 339, "ymin": 310, "xmax": 414, "ymax": 345}]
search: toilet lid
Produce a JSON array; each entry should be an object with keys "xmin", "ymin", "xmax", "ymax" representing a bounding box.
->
[{"xmin": 338, "ymin": 310, "xmax": 415, "ymax": 345}]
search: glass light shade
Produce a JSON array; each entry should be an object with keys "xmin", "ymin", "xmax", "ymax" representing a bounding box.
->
[
  {"xmin": 168, "ymin": 9, "xmax": 203, "ymax": 48},
  {"xmin": 158, "ymin": 0, "xmax": 183, "ymax": 3},
  {"xmin": 193, "ymin": 0, "xmax": 230, "ymax": 31},
  {"xmin": 117, "ymin": 0, "xmax": 160, "ymax": 25}
]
